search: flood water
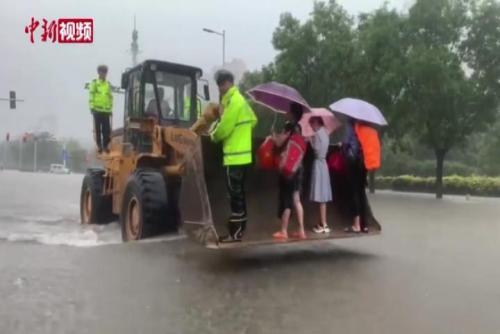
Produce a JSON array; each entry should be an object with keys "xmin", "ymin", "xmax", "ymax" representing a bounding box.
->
[{"xmin": 0, "ymin": 170, "xmax": 499, "ymax": 334}]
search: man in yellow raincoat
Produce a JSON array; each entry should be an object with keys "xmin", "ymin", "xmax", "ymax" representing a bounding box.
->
[{"xmin": 210, "ymin": 70, "xmax": 257, "ymax": 242}]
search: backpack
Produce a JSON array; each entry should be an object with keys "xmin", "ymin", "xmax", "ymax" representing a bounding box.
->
[
  {"xmin": 279, "ymin": 133, "xmax": 306, "ymax": 178},
  {"xmin": 327, "ymin": 150, "xmax": 347, "ymax": 176},
  {"xmin": 257, "ymin": 136, "xmax": 278, "ymax": 170},
  {"xmin": 354, "ymin": 123, "xmax": 381, "ymax": 171}
]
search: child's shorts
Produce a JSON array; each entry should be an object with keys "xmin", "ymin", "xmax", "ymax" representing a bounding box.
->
[{"xmin": 278, "ymin": 167, "xmax": 303, "ymax": 218}]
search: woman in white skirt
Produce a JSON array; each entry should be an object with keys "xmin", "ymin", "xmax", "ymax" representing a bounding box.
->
[{"xmin": 309, "ymin": 116, "xmax": 333, "ymax": 233}]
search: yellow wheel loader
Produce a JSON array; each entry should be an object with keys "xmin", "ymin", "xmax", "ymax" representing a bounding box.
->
[{"xmin": 80, "ymin": 59, "xmax": 381, "ymax": 249}]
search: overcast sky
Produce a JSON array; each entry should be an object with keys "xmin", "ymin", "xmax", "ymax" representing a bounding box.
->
[{"xmin": 0, "ymin": 0, "xmax": 407, "ymax": 143}]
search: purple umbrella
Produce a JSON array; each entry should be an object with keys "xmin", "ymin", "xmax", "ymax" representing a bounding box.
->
[
  {"xmin": 329, "ymin": 98, "xmax": 388, "ymax": 126},
  {"xmin": 247, "ymin": 82, "xmax": 311, "ymax": 114}
]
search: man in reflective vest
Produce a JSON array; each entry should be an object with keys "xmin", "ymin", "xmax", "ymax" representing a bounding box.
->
[
  {"xmin": 89, "ymin": 65, "xmax": 113, "ymax": 154},
  {"xmin": 184, "ymin": 95, "xmax": 202, "ymax": 120},
  {"xmin": 210, "ymin": 70, "xmax": 257, "ymax": 242}
]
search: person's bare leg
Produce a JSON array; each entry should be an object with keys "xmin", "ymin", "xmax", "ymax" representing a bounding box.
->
[
  {"xmin": 320, "ymin": 203, "xmax": 327, "ymax": 227},
  {"xmin": 353, "ymin": 215, "xmax": 361, "ymax": 232},
  {"xmin": 281, "ymin": 208, "xmax": 291, "ymax": 234},
  {"xmin": 293, "ymin": 191, "xmax": 305, "ymax": 235}
]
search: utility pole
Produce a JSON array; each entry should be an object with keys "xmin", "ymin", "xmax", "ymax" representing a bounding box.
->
[
  {"xmin": 62, "ymin": 142, "xmax": 67, "ymax": 168},
  {"xmin": 33, "ymin": 138, "xmax": 38, "ymax": 172},
  {"xmin": 18, "ymin": 137, "xmax": 23, "ymax": 170}
]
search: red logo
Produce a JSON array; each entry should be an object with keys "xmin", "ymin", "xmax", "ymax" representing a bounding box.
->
[{"xmin": 24, "ymin": 17, "xmax": 93, "ymax": 44}]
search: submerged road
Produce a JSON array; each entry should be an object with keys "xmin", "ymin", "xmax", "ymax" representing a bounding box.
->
[{"xmin": 0, "ymin": 170, "xmax": 499, "ymax": 334}]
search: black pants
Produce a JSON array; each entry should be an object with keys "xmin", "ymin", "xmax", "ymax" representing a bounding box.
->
[
  {"xmin": 93, "ymin": 112, "xmax": 111, "ymax": 151},
  {"xmin": 223, "ymin": 165, "xmax": 248, "ymax": 240},
  {"xmin": 225, "ymin": 165, "xmax": 248, "ymax": 223},
  {"xmin": 278, "ymin": 167, "xmax": 303, "ymax": 218},
  {"xmin": 347, "ymin": 157, "xmax": 368, "ymax": 227}
]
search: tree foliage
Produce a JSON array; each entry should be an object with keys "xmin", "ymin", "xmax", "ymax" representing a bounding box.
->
[
  {"xmin": 272, "ymin": 2, "xmax": 356, "ymax": 105},
  {"xmin": 239, "ymin": 0, "xmax": 500, "ymax": 197}
]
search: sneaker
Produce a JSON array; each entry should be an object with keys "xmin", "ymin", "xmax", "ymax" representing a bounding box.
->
[
  {"xmin": 219, "ymin": 221, "xmax": 245, "ymax": 243},
  {"xmin": 323, "ymin": 225, "xmax": 331, "ymax": 233}
]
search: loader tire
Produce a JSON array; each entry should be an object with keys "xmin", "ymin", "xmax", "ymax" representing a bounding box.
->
[
  {"xmin": 120, "ymin": 169, "xmax": 178, "ymax": 241},
  {"xmin": 80, "ymin": 169, "xmax": 114, "ymax": 225}
]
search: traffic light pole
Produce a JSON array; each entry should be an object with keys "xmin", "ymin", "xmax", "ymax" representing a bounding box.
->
[{"xmin": 0, "ymin": 92, "xmax": 24, "ymax": 109}]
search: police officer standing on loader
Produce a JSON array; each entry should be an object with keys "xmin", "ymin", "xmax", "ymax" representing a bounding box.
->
[
  {"xmin": 89, "ymin": 65, "xmax": 113, "ymax": 154},
  {"xmin": 210, "ymin": 70, "xmax": 257, "ymax": 242}
]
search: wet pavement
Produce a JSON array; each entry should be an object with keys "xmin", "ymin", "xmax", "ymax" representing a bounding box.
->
[{"xmin": 0, "ymin": 170, "xmax": 499, "ymax": 334}]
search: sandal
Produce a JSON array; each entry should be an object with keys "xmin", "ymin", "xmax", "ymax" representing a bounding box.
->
[
  {"xmin": 312, "ymin": 224, "xmax": 325, "ymax": 234},
  {"xmin": 344, "ymin": 226, "xmax": 361, "ymax": 233},
  {"xmin": 291, "ymin": 231, "xmax": 307, "ymax": 240},
  {"xmin": 312, "ymin": 224, "xmax": 331, "ymax": 234},
  {"xmin": 272, "ymin": 231, "xmax": 288, "ymax": 240}
]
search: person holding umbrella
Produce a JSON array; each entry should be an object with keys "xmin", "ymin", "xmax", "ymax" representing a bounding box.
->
[
  {"xmin": 329, "ymin": 98, "xmax": 386, "ymax": 233},
  {"xmin": 271, "ymin": 102, "xmax": 306, "ymax": 240},
  {"xmin": 247, "ymin": 82, "xmax": 313, "ymax": 241},
  {"xmin": 300, "ymin": 108, "xmax": 340, "ymax": 233},
  {"xmin": 341, "ymin": 117, "xmax": 365, "ymax": 232}
]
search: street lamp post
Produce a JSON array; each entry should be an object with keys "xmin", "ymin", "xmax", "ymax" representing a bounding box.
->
[
  {"xmin": 202, "ymin": 28, "xmax": 226, "ymax": 66},
  {"xmin": 19, "ymin": 139, "xmax": 23, "ymax": 170}
]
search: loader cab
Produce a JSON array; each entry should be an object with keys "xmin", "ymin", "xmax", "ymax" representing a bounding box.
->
[{"xmin": 121, "ymin": 60, "xmax": 207, "ymax": 152}]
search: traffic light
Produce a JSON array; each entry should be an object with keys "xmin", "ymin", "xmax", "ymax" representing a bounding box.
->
[{"xmin": 9, "ymin": 91, "xmax": 16, "ymax": 109}]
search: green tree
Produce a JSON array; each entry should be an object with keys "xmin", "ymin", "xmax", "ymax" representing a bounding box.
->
[
  {"xmin": 239, "ymin": 64, "xmax": 275, "ymax": 93},
  {"xmin": 271, "ymin": 1, "xmax": 356, "ymax": 106},
  {"xmin": 240, "ymin": 0, "xmax": 500, "ymax": 195},
  {"xmin": 401, "ymin": 0, "xmax": 498, "ymax": 198},
  {"xmin": 478, "ymin": 117, "xmax": 500, "ymax": 175},
  {"xmin": 239, "ymin": 64, "xmax": 278, "ymax": 138},
  {"xmin": 355, "ymin": 6, "xmax": 410, "ymax": 148},
  {"xmin": 461, "ymin": 0, "xmax": 500, "ymax": 103}
]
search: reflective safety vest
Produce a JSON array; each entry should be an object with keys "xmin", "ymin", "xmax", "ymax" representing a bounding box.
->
[
  {"xmin": 89, "ymin": 79, "xmax": 113, "ymax": 113},
  {"xmin": 210, "ymin": 86, "xmax": 257, "ymax": 166},
  {"xmin": 184, "ymin": 96, "xmax": 202, "ymax": 120}
]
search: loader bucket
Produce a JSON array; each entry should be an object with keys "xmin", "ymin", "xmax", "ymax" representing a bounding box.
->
[
  {"xmin": 179, "ymin": 136, "xmax": 381, "ymax": 249},
  {"xmin": 177, "ymin": 137, "xmax": 219, "ymax": 246}
]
